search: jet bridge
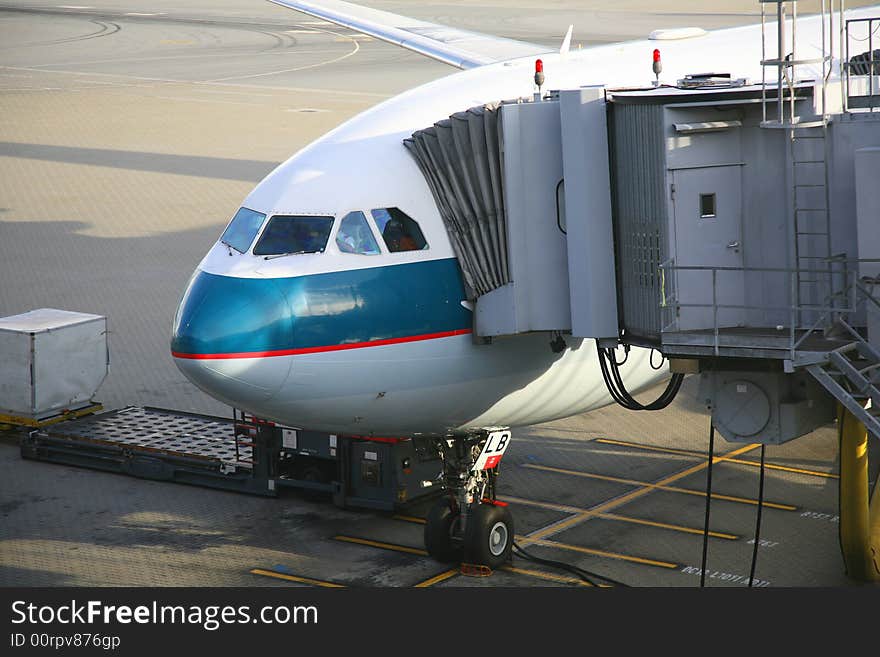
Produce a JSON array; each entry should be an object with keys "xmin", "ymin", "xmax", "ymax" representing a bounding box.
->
[
  {"xmin": 407, "ymin": 0, "xmax": 880, "ymax": 580},
  {"xmin": 407, "ymin": 6, "xmax": 880, "ymax": 442},
  {"xmin": 405, "ymin": 87, "xmax": 619, "ymax": 343}
]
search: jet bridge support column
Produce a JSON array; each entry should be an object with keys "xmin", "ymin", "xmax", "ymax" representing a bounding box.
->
[{"xmin": 838, "ymin": 403, "xmax": 880, "ymax": 581}]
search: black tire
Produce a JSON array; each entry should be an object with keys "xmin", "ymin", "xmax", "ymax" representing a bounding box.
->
[
  {"xmin": 424, "ymin": 497, "xmax": 463, "ymax": 563},
  {"xmin": 464, "ymin": 503, "xmax": 514, "ymax": 569}
]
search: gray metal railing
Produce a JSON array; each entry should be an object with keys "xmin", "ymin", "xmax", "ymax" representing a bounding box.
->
[
  {"xmin": 845, "ymin": 16, "xmax": 880, "ymax": 112},
  {"xmin": 659, "ymin": 257, "xmax": 879, "ymax": 358}
]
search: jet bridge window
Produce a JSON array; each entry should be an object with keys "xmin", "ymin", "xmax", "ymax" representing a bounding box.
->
[
  {"xmin": 253, "ymin": 215, "xmax": 334, "ymax": 256},
  {"xmin": 336, "ymin": 211, "xmax": 381, "ymax": 255},
  {"xmin": 700, "ymin": 193, "xmax": 717, "ymax": 219},
  {"xmin": 220, "ymin": 207, "xmax": 266, "ymax": 253},
  {"xmin": 370, "ymin": 208, "xmax": 428, "ymax": 253}
]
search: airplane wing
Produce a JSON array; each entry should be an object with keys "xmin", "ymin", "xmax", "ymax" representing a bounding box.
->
[{"xmin": 267, "ymin": 0, "xmax": 553, "ymax": 69}]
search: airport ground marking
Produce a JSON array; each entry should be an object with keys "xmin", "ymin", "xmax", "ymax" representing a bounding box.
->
[
  {"xmin": 390, "ymin": 510, "xmax": 656, "ymax": 578},
  {"xmin": 720, "ymin": 457, "xmax": 839, "ymax": 479},
  {"xmin": 392, "ymin": 514, "xmax": 426, "ymax": 525},
  {"xmin": 680, "ymin": 565, "xmax": 771, "ymax": 587},
  {"xmin": 331, "ymin": 534, "xmax": 606, "ymax": 586},
  {"xmin": 527, "ymin": 538, "xmax": 678, "ymax": 569},
  {"xmin": 595, "ymin": 438, "xmax": 708, "ymax": 459},
  {"xmin": 596, "ymin": 438, "xmax": 839, "ymax": 479},
  {"xmin": 501, "ymin": 495, "xmax": 738, "ymax": 540},
  {"xmin": 521, "ymin": 463, "xmax": 796, "ymax": 510},
  {"xmin": 414, "ymin": 570, "xmax": 459, "ymax": 587},
  {"xmin": 0, "ymin": 65, "xmax": 390, "ymax": 98},
  {"xmin": 203, "ymin": 24, "xmax": 362, "ymax": 83},
  {"xmin": 250, "ymin": 568, "xmax": 345, "ymax": 588},
  {"xmin": 333, "ymin": 535, "xmax": 429, "ymax": 556},
  {"xmin": 520, "ymin": 443, "xmax": 763, "ymax": 547},
  {"xmin": 380, "ymin": 446, "xmax": 768, "ymax": 575},
  {"xmin": 501, "ymin": 565, "xmax": 599, "ymax": 587}
]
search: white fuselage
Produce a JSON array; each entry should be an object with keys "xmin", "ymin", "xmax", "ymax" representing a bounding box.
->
[{"xmin": 171, "ymin": 9, "xmax": 872, "ymax": 436}]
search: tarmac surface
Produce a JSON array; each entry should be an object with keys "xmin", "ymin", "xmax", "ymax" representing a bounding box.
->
[{"xmin": 1, "ymin": 0, "xmax": 878, "ymax": 588}]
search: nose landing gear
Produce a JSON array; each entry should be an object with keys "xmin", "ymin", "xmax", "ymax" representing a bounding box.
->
[{"xmin": 422, "ymin": 430, "xmax": 514, "ymax": 570}]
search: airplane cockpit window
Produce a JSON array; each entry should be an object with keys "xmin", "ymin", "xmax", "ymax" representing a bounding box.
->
[
  {"xmin": 220, "ymin": 207, "xmax": 266, "ymax": 253},
  {"xmin": 370, "ymin": 207, "xmax": 428, "ymax": 253},
  {"xmin": 253, "ymin": 215, "xmax": 334, "ymax": 256},
  {"xmin": 336, "ymin": 211, "xmax": 381, "ymax": 255}
]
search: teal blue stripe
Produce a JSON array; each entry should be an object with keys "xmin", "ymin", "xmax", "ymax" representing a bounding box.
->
[{"xmin": 171, "ymin": 258, "xmax": 471, "ymax": 356}]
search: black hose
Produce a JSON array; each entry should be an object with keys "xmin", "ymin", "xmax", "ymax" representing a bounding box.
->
[
  {"xmin": 700, "ymin": 422, "xmax": 716, "ymax": 587},
  {"xmin": 649, "ymin": 349, "xmax": 665, "ymax": 370},
  {"xmin": 597, "ymin": 342, "xmax": 684, "ymax": 411},
  {"xmin": 747, "ymin": 445, "xmax": 766, "ymax": 587},
  {"xmin": 511, "ymin": 542, "xmax": 629, "ymax": 588}
]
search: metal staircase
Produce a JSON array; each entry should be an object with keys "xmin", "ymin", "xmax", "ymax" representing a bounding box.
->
[{"xmin": 807, "ymin": 316, "xmax": 880, "ymax": 439}]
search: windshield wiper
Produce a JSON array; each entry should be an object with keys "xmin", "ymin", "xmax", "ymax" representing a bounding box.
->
[
  {"xmin": 220, "ymin": 239, "xmax": 237, "ymax": 256},
  {"xmin": 262, "ymin": 249, "xmax": 322, "ymax": 260}
]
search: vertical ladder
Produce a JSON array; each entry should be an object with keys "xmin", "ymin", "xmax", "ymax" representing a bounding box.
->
[
  {"xmin": 791, "ymin": 124, "xmax": 832, "ymax": 322},
  {"xmin": 760, "ymin": 0, "xmax": 836, "ymax": 324}
]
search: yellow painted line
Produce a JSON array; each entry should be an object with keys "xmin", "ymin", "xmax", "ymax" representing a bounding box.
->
[
  {"xmin": 522, "ymin": 443, "xmax": 764, "ymax": 545},
  {"xmin": 530, "ymin": 538, "xmax": 678, "ymax": 569},
  {"xmin": 596, "ymin": 438, "xmax": 704, "ymax": 459},
  {"xmin": 501, "ymin": 495, "xmax": 738, "ymax": 540},
  {"xmin": 597, "ymin": 438, "xmax": 839, "ymax": 479},
  {"xmin": 414, "ymin": 569, "xmax": 459, "ymax": 587},
  {"xmin": 393, "ymin": 514, "xmax": 426, "ymax": 524},
  {"xmin": 599, "ymin": 512, "xmax": 738, "ymax": 540},
  {"xmin": 500, "ymin": 495, "xmax": 585, "ymax": 514},
  {"xmin": 333, "ymin": 535, "xmax": 428, "ymax": 556},
  {"xmin": 0, "ymin": 404, "xmax": 103, "ymax": 428},
  {"xmin": 522, "ymin": 463, "xmax": 796, "ymax": 511},
  {"xmin": 250, "ymin": 568, "xmax": 345, "ymax": 588},
  {"xmin": 723, "ymin": 457, "xmax": 840, "ymax": 479},
  {"xmin": 501, "ymin": 565, "xmax": 598, "ymax": 587}
]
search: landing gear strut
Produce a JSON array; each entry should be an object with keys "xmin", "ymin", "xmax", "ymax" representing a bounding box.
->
[{"xmin": 421, "ymin": 431, "xmax": 514, "ymax": 569}]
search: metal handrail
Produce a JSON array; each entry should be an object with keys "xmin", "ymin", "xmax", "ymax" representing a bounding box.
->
[
  {"xmin": 658, "ymin": 258, "xmax": 879, "ymax": 357},
  {"xmin": 845, "ymin": 16, "xmax": 880, "ymax": 112}
]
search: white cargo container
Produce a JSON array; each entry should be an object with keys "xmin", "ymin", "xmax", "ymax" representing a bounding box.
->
[{"xmin": 0, "ymin": 309, "xmax": 108, "ymax": 420}]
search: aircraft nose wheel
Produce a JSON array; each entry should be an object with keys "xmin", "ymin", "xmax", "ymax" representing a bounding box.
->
[
  {"xmin": 465, "ymin": 503, "xmax": 514, "ymax": 569},
  {"xmin": 421, "ymin": 430, "xmax": 514, "ymax": 569},
  {"xmin": 424, "ymin": 497, "xmax": 463, "ymax": 563}
]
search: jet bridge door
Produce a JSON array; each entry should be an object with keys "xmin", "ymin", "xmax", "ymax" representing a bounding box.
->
[{"xmin": 671, "ymin": 165, "xmax": 745, "ymax": 330}]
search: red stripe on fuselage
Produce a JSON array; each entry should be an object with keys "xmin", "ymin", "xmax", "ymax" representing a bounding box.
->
[{"xmin": 171, "ymin": 328, "xmax": 473, "ymax": 360}]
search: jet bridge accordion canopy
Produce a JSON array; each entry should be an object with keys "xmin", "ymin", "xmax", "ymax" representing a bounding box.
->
[
  {"xmin": 405, "ymin": 88, "xmax": 620, "ymax": 342},
  {"xmin": 404, "ymin": 103, "xmax": 509, "ymax": 298}
]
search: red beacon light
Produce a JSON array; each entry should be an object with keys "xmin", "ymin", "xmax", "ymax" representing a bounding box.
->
[
  {"xmin": 534, "ymin": 58, "xmax": 545, "ymax": 94},
  {"xmin": 652, "ymin": 49, "xmax": 662, "ymax": 86}
]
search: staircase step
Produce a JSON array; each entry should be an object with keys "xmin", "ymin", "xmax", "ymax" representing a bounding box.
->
[
  {"xmin": 807, "ymin": 365, "xmax": 880, "ymax": 439},
  {"xmin": 829, "ymin": 352, "xmax": 880, "ymax": 407}
]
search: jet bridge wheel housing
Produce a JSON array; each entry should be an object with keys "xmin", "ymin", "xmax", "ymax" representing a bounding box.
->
[
  {"xmin": 464, "ymin": 503, "xmax": 514, "ymax": 569},
  {"xmin": 424, "ymin": 496, "xmax": 463, "ymax": 563}
]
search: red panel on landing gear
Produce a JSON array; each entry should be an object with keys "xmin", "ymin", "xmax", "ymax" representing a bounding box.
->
[{"xmin": 484, "ymin": 454, "xmax": 503, "ymax": 469}]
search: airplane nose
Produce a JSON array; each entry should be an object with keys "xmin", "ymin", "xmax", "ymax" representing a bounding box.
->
[{"xmin": 171, "ymin": 270, "xmax": 293, "ymax": 404}]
